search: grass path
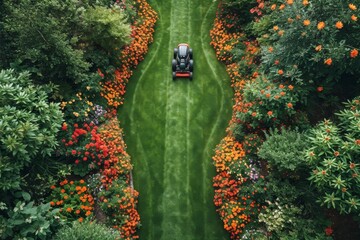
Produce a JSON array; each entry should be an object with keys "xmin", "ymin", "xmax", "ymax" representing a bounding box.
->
[{"xmin": 118, "ymin": 0, "xmax": 233, "ymax": 239}]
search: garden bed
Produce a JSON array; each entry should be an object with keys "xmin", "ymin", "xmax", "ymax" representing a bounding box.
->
[{"xmin": 210, "ymin": 1, "xmax": 360, "ymax": 239}]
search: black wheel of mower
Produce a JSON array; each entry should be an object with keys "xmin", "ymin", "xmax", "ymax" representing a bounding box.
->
[
  {"xmin": 189, "ymin": 59, "xmax": 194, "ymax": 71},
  {"xmin": 172, "ymin": 59, "xmax": 177, "ymax": 71},
  {"xmin": 189, "ymin": 49, "xmax": 193, "ymax": 59},
  {"xmin": 172, "ymin": 72, "xmax": 176, "ymax": 80},
  {"xmin": 173, "ymin": 48, "xmax": 178, "ymax": 59},
  {"xmin": 189, "ymin": 72, "xmax": 193, "ymax": 81}
]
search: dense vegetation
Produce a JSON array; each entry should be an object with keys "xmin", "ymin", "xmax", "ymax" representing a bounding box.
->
[
  {"xmin": 0, "ymin": 0, "xmax": 157, "ymax": 239},
  {"xmin": 211, "ymin": 0, "xmax": 360, "ymax": 239}
]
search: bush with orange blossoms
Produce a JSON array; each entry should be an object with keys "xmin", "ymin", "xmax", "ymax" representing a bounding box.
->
[
  {"xmin": 98, "ymin": 178, "xmax": 140, "ymax": 240},
  {"xmin": 210, "ymin": 16, "xmax": 243, "ymax": 64},
  {"xmin": 101, "ymin": 0, "xmax": 158, "ymax": 107},
  {"xmin": 48, "ymin": 179, "xmax": 95, "ymax": 222}
]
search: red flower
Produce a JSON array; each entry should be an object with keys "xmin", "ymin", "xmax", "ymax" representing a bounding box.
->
[
  {"xmin": 71, "ymin": 150, "xmax": 77, "ymax": 155},
  {"xmin": 325, "ymin": 226, "xmax": 333, "ymax": 236},
  {"xmin": 350, "ymin": 49, "xmax": 358, "ymax": 58},
  {"xmin": 317, "ymin": 86, "xmax": 324, "ymax": 92}
]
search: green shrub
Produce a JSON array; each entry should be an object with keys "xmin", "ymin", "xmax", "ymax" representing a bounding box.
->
[
  {"xmin": 82, "ymin": 5, "xmax": 131, "ymax": 53},
  {"xmin": 0, "ymin": 69, "xmax": 63, "ymax": 190},
  {"xmin": 258, "ymin": 128, "xmax": 308, "ymax": 172},
  {"xmin": 306, "ymin": 97, "xmax": 360, "ymax": 214},
  {"xmin": 53, "ymin": 220, "xmax": 119, "ymax": 240},
  {"xmin": 0, "ymin": 193, "xmax": 62, "ymax": 240}
]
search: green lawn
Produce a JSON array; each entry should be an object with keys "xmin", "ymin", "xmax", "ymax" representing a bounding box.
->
[{"xmin": 118, "ymin": 0, "xmax": 233, "ymax": 239}]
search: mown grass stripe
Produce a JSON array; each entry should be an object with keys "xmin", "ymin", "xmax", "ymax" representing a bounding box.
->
[{"xmin": 118, "ymin": 0, "xmax": 232, "ymax": 239}]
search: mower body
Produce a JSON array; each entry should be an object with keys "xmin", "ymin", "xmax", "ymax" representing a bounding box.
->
[{"xmin": 172, "ymin": 43, "xmax": 193, "ymax": 80}]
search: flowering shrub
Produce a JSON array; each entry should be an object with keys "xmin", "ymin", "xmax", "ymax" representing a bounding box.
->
[
  {"xmin": 210, "ymin": 14, "xmax": 243, "ymax": 64},
  {"xmin": 260, "ymin": 0, "xmax": 360, "ymax": 111},
  {"xmin": 306, "ymin": 97, "xmax": 360, "ymax": 214},
  {"xmin": 61, "ymin": 122, "xmax": 109, "ymax": 177},
  {"xmin": 48, "ymin": 179, "xmax": 95, "ymax": 223},
  {"xmin": 99, "ymin": 118, "xmax": 132, "ymax": 187},
  {"xmin": 212, "ymin": 136, "xmax": 266, "ymax": 239},
  {"xmin": 98, "ymin": 178, "xmax": 140, "ymax": 239},
  {"xmin": 101, "ymin": 0, "xmax": 158, "ymax": 107}
]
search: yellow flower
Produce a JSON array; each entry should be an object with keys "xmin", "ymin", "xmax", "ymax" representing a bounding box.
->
[
  {"xmin": 351, "ymin": 14, "xmax": 358, "ymax": 21},
  {"xmin": 303, "ymin": 19, "xmax": 311, "ymax": 26},
  {"xmin": 317, "ymin": 21, "xmax": 325, "ymax": 30},
  {"xmin": 86, "ymin": 86, "xmax": 91, "ymax": 90},
  {"xmin": 73, "ymin": 112, "xmax": 79, "ymax": 117},
  {"xmin": 335, "ymin": 21, "xmax": 343, "ymax": 29},
  {"xmin": 349, "ymin": 3, "xmax": 357, "ymax": 10}
]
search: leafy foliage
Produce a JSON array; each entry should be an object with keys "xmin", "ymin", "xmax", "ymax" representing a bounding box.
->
[
  {"xmin": 82, "ymin": 5, "xmax": 131, "ymax": 53},
  {"xmin": 306, "ymin": 97, "xmax": 360, "ymax": 214},
  {"xmin": 258, "ymin": 128, "xmax": 308, "ymax": 172},
  {"xmin": 0, "ymin": 193, "xmax": 62, "ymax": 240},
  {"xmin": 0, "ymin": 69, "xmax": 63, "ymax": 190},
  {"xmin": 53, "ymin": 220, "xmax": 119, "ymax": 240}
]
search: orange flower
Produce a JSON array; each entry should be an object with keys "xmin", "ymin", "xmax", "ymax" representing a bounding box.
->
[
  {"xmin": 350, "ymin": 49, "xmax": 358, "ymax": 58},
  {"xmin": 303, "ymin": 19, "xmax": 310, "ymax": 26},
  {"xmin": 303, "ymin": 0, "xmax": 309, "ymax": 6},
  {"xmin": 287, "ymin": 103, "xmax": 293, "ymax": 108},
  {"xmin": 50, "ymin": 185, "xmax": 56, "ymax": 190},
  {"xmin": 273, "ymin": 25, "xmax": 279, "ymax": 31},
  {"xmin": 324, "ymin": 58, "xmax": 332, "ymax": 65},
  {"xmin": 349, "ymin": 3, "xmax": 357, "ymax": 10},
  {"xmin": 278, "ymin": 69, "xmax": 284, "ymax": 75},
  {"xmin": 317, "ymin": 21, "xmax": 325, "ymax": 30},
  {"xmin": 279, "ymin": 4, "xmax": 285, "ymax": 10},
  {"xmin": 66, "ymin": 207, "xmax": 72, "ymax": 212},
  {"xmin": 335, "ymin": 21, "xmax": 343, "ymax": 29},
  {"xmin": 287, "ymin": 0, "xmax": 293, "ymax": 5},
  {"xmin": 271, "ymin": 4, "xmax": 276, "ymax": 10},
  {"xmin": 85, "ymin": 211, "xmax": 91, "ymax": 216},
  {"xmin": 79, "ymin": 179, "xmax": 85, "ymax": 184},
  {"xmin": 265, "ymin": 93, "xmax": 271, "ymax": 98},
  {"xmin": 351, "ymin": 15, "xmax": 358, "ymax": 21},
  {"xmin": 288, "ymin": 85, "xmax": 294, "ymax": 90},
  {"xmin": 267, "ymin": 111, "xmax": 273, "ymax": 116},
  {"xmin": 280, "ymin": 91, "xmax": 286, "ymax": 96},
  {"xmin": 278, "ymin": 30, "xmax": 284, "ymax": 36},
  {"xmin": 50, "ymin": 201, "xmax": 55, "ymax": 206},
  {"xmin": 78, "ymin": 217, "xmax": 83, "ymax": 223},
  {"xmin": 75, "ymin": 209, "xmax": 80, "ymax": 214},
  {"xmin": 251, "ymin": 112, "xmax": 257, "ymax": 117},
  {"xmin": 315, "ymin": 45, "xmax": 322, "ymax": 51},
  {"xmin": 268, "ymin": 47, "xmax": 274, "ymax": 52},
  {"xmin": 317, "ymin": 86, "xmax": 324, "ymax": 92},
  {"xmin": 279, "ymin": 84, "xmax": 285, "ymax": 89},
  {"xmin": 60, "ymin": 189, "xmax": 65, "ymax": 193}
]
